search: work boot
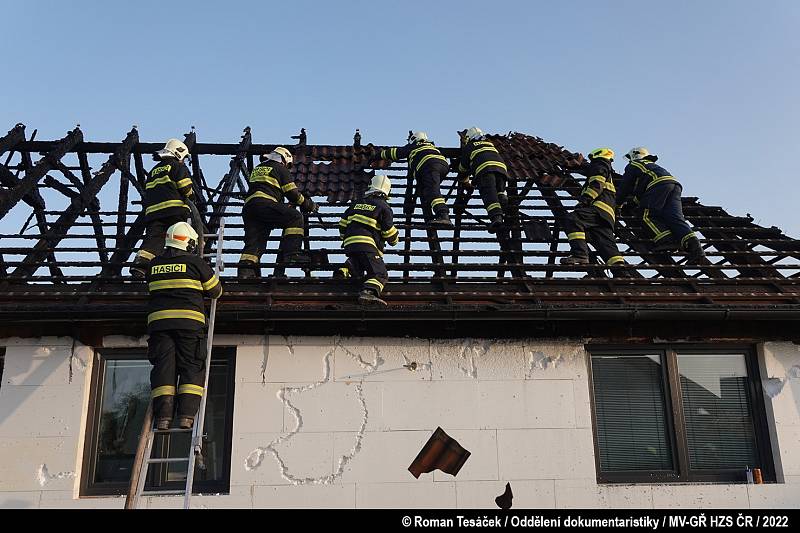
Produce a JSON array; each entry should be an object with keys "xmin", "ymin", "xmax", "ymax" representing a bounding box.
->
[
  {"xmin": 431, "ymin": 214, "xmax": 454, "ymax": 229},
  {"xmin": 488, "ymin": 215, "xmax": 504, "ymax": 234},
  {"xmin": 129, "ymin": 256, "xmax": 148, "ymax": 279},
  {"xmin": 178, "ymin": 416, "xmax": 194, "ymax": 430},
  {"xmin": 154, "ymin": 417, "xmax": 171, "ymax": 431},
  {"xmin": 283, "ymin": 252, "xmax": 311, "ymax": 266},
  {"xmin": 560, "ymin": 255, "xmax": 590, "ymax": 265},
  {"xmin": 612, "ymin": 265, "xmax": 635, "ymax": 278},
  {"xmin": 651, "ymin": 238, "xmax": 679, "ymax": 253},
  {"xmin": 684, "ymin": 236, "xmax": 710, "ymax": 264},
  {"xmin": 358, "ymin": 289, "xmax": 388, "ymax": 307},
  {"xmin": 238, "ymin": 266, "xmax": 257, "ymax": 279}
]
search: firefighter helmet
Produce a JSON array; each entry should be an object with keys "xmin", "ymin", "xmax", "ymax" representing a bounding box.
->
[
  {"xmin": 156, "ymin": 139, "xmax": 190, "ymax": 161},
  {"xmin": 464, "ymin": 127, "xmax": 484, "ymax": 141},
  {"xmin": 410, "ymin": 131, "xmax": 429, "ymax": 144},
  {"xmin": 588, "ymin": 148, "xmax": 615, "ymax": 161},
  {"xmin": 165, "ymin": 222, "xmax": 199, "ymax": 252},
  {"xmin": 366, "ymin": 174, "xmax": 392, "ymax": 197},
  {"xmin": 625, "ymin": 147, "xmax": 656, "ymax": 162},
  {"xmin": 261, "ymin": 146, "xmax": 294, "ymax": 166}
]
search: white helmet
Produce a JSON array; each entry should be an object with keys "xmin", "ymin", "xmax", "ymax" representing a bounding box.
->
[
  {"xmin": 366, "ymin": 174, "xmax": 392, "ymax": 197},
  {"xmin": 410, "ymin": 131, "xmax": 429, "ymax": 143},
  {"xmin": 625, "ymin": 146, "xmax": 656, "ymax": 162},
  {"xmin": 464, "ymin": 127, "xmax": 484, "ymax": 142},
  {"xmin": 156, "ymin": 138, "xmax": 190, "ymax": 161},
  {"xmin": 165, "ymin": 222, "xmax": 199, "ymax": 251},
  {"xmin": 262, "ymin": 146, "xmax": 294, "ymax": 166}
]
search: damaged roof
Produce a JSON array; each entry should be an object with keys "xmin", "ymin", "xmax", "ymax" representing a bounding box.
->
[{"xmin": 0, "ymin": 124, "xmax": 798, "ymax": 340}]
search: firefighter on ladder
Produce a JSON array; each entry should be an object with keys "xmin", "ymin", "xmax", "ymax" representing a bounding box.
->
[
  {"xmin": 146, "ymin": 222, "xmax": 222, "ymax": 430},
  {"xmin": 238, "ymin": 146, "xmax": 318, "ymax": 278},
  {"xmin": 131, "ymin": 139, "xmax": 194, "ymax": 279},
  {"xmin": 374, "ymin": 131, "xmax": 453, "ymax": 228},
  {"xmin": 616, "ymin": 147, "xmax": 708, "ymax": 264},
  {"xmin": 454, "ymin": 127, "xmax": 509, "ymax": 233},
  {"xmin": 560, "ymin": 148, "xmax": 632, "ymax": 277},
  {"xmin": 337, "ymin": 174, "xmax": 399, "ymax": 307}
]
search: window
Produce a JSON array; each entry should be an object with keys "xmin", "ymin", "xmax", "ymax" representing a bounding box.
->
[
  {"xmin": 588, "ymin": 345, "xmax": 774, "ymax": 484},
  {"xmin": 81, "ymin": 348, "xmax": 235, "ymax": 496}
]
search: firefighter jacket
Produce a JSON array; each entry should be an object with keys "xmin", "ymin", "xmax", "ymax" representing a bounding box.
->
[
  {"xmin": 339, "ymin": 194, "xmax": 399, "ymax": 256},
  {"xmin": 616, "ymin": 158, "xmax": 679, "ymax": 206},
  {"xmin": 380, "ymin": 141, "xmax": 449, "ymax": 178},
  {"xmin": 146, "ymin": 248, "xmax": 223, "ymax": 333},
  {"xmin": 245, "ymin": 160, "xmax": 310, "ymax": 209},
  {"xmin": 143, "ymin": 157, "xmax": 193, "ymax": 221},
  {"xmin": 457, "ymin": 138, "xmax": 509, "ymax": 183},
  {"xmin": 569, "ymin": 158, "xmax": 617, "ymax": 226}
]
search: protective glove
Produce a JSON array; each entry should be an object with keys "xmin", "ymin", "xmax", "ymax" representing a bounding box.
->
[{"xmin": 302, "ymin": 198, "xmax": 318, "ymax": 213}]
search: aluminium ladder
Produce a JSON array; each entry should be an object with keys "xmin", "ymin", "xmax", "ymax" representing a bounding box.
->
[{"xmin": 125, "ymin": 217, "xmax": 225, "ymax": 509}]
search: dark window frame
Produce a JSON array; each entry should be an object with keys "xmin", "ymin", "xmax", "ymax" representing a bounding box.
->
[
  {"xmin": 586, "ymin": 343, "xmax": 775, "ymax": 485},
  {"xmin": 80, "ymin": 346, "xmax": 236, "ymax": 497}
]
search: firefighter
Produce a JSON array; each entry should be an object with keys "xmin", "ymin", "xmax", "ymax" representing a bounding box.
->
[
  {"xmin": 616, "ymin": 147, "xmax": 708, "ymax": 263},
  {"xmin": 455, "ymin": 127, "xmax": 509, "ymax": 233},
  {"xmin": 375, "ymin": 131, "xmax": 453, "ymax": 228},
  {"xmin": 560, "ymin": 148, "xmax": 631, "ymax": 277},
  {"xmin": 146, "ymin": 222, "xmax": 222, "ymax": 430},
  {"xmin": 238, "ymin": 146, "xmax": 318, "ymax": 278},
  {"xmin": 338, "ymin": 174, "xmax": 399, "ymax": 307},
  {"xmin": 130, "ymin": 139, "xmax": 194, "ymax": 279}
]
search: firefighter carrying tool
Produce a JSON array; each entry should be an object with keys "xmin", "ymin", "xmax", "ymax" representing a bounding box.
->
[
  {"xmin": 560, "ymin": 148, "xmax": 632, "ymax": 277},
  {"xmin": 131, "ymin": 139, "xmax": 194, "ymax": 279},
  {"xmin": 146, "ymin": 222, "xmax": 222, "ymax": 431},
  {"xmin": 338, "ymin": 174, "xmax": 399, "ymax": 307},
  {"xmin": 374, "ymin": 131, "xmax": 453, "ymax": 228},
  {"xmin": 238, "ymin": 146, "xmax": 318, "ymax": 279},
  {"xmin": 616, "ymin": 147, "xmax": 708, "ymax": 264},
  {"xmin": 455, "ymin": 127, "xmax": 509, "ymax": 233}
]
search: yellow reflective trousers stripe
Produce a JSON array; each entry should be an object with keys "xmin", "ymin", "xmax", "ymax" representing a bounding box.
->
[
  {"xmin": 152, "ymin": 385, "xmax": 176, "ymax": 398},
  {"xmin": 240, "ymin": 253, "xmax": 260, "ymax": 263},
  {"xmin": 178, "ymin": 383, "xmax": 204, "ymax": 396},
  {"xmin": 568, "ymin": 232, "xmax": 586, "ymax": 241}
]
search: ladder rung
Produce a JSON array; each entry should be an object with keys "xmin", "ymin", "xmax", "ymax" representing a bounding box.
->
[
  {"xmin": 145, "ymin": 457, "xmax": 190, "ymax": 464},
  {"xmin": 141, "ymin": 489, "xmax": 185, "ymax": 496},
  {"xmin": 152, "ymin": 428, "xmax": 193, "ymax": 434}
]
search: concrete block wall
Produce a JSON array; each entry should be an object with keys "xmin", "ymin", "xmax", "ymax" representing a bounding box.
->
[{"xmin": 1, "ymin": 335, "xmax": 799, "ymax": 508}]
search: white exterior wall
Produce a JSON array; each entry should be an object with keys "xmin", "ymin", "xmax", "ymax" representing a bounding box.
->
[{"xmin": 1, "ymin": 335, "xmax": 799, "ymax": 509}]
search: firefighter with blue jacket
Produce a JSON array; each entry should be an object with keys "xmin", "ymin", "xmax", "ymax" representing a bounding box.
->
[
  {"xmin": 238, "ymin": 146, "xmax": 318, "ymax": 278},
  {"xmin": 146, "ymin": 222, "xmax": 222, "ymax": 430},
  {"xmin": 455, "ymin": 127, "xmax": 509, "ymax": 233},
  {"xmin": 560, "ymin": 148, "xmax": 631, "ymax": 277},
  {"xmin": 376, "ymin": 131, "xmax": 453, "ymax": 228},
  {"xmin": 131, "ymin": 139, "xmax": 194, "ymax": 279},
  {"xmin": 616, "ymin": 147, "xmax": 707, "ymax": 264},
  {"xmin": 338, "ymin": 174, "xmax": 399, "ymax": 307}
]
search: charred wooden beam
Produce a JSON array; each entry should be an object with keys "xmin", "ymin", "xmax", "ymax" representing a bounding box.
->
[
  {"xmin": 8, "ymin": 128, "xmax": 138, "ymax": 278},
  {"xmin": 77, "ymin": 151, "xmax": 109, "ymax": 265},
  {"xmin": 0, "ymin": 123, "xmax": 26, "ymax": 157},
  {"xmin": 0, "ymin": 127, "xmax": 83, "ymax": 220},
  {"xmin": 207, "ymin": 127, "xmax": 251, "ymax": 237}
]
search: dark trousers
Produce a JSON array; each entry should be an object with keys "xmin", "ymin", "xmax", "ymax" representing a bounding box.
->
[
  {"xmin": 240, "ymin": 200, "xmax": 304, "ymax": 270},
  {"xmin": 563, "ymin": 207, "xmax": 624, "ymax": 265},
  {"xmin": 640, "ymin": 183, "xmax": 695, "ymax": 248},
  {"xmin": 345, "ymin": 250, "xmax": 388, "ymax": 296},
  {"xmin": 137, "ymin": 214, "xmax": 186, "ymax": 262},
  {"xmin": 418, "ymin": 165, "xmax": 449, "ymax": 219},
  {"xmin": 148, "ymin": 329, "xmax": 207, "ymax": 420},
  {"xmin": 476, "ymin": 172, "xmax": 507, "ymax": 219}
]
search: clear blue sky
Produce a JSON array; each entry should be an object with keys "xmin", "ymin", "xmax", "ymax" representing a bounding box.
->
[{"xmin": 2, "ymin": 0, "xmax": 798, "ymax": 236}]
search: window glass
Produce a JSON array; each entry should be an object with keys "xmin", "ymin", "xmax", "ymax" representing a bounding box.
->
[
  {"xmin": 677, "ymin": 353, "xmax": 757, "ymax": 470},
  {"xmin": 86, "ymin": 352, "xmax": 232, "ymax": 495},
  {"xmin": 592, "ymin": 354, "xmax": 674, "ymax": 472}
]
